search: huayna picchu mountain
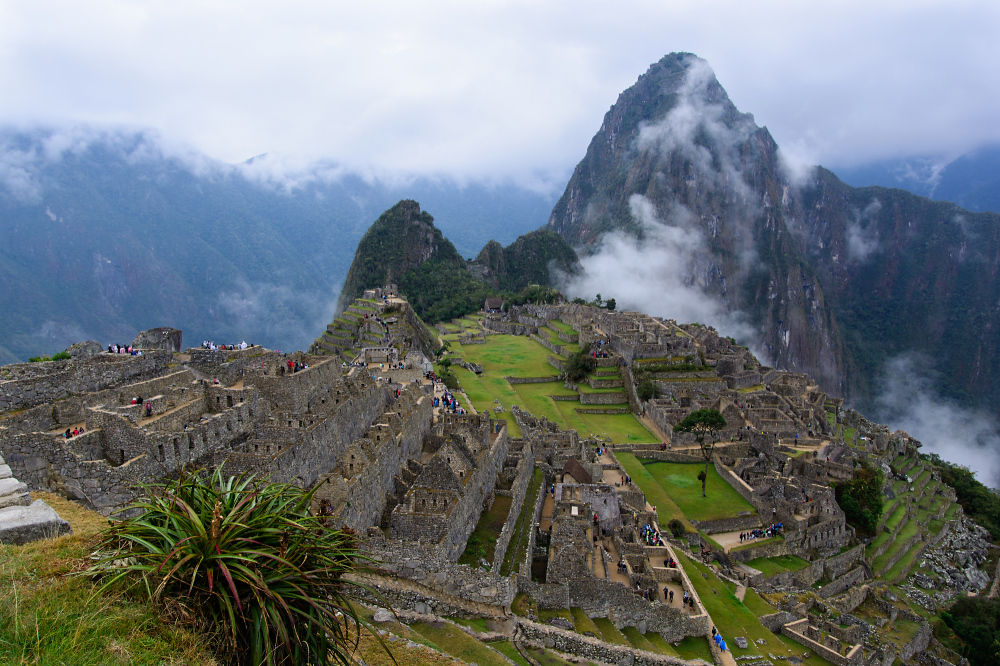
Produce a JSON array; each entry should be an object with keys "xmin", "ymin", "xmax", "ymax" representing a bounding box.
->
[
  {"xmin": 548, "ymin": 52, "xmax": 1000, "ymax": 417},
  {"xmin": 333, "ymin": 200, "xmax": 580, "ymax": 327}
]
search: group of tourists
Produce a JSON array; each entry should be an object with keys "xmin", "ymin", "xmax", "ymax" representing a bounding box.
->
[
  {"xmin": 107, "ymin": 344, "xmax": 141, "ymax": 355},
  {"xmin": 636, "ymin": 584, "xmax": 657, "ymax": 601},
  {"xmin": 62, "ymin": 426, "xmax": 85, "ymax": 438},
  {"xmin": 662, "ymin": 556, "xmax": 677, "ymax": 568},
  {"xmin": 436, "ymin": 391, "xmax": 466, "ymax": 414},
  {"xmin": 739, "ymin": 523, "xmax": 783, "ymax": 543},
  {"xmin": 283, "ymin": 360, "xmax": 308, "ymax": 374},
  {"xmin": 638, "ymin": 523, "xmax": 663, "ymax": 547},
  {"xmin": 617, "ymin": 474, "xmax": 632, "ymax": 487},
  {"xmin": 201, "ymin": 341, "xmax": 253, "ymax": 351},
  {"xmin": 712, "ymin": 627, "xmax": 728, "ymax": 652},
  {"xmin": 678, "ymin": 589, "xmax": 696, "ymax": 609}
]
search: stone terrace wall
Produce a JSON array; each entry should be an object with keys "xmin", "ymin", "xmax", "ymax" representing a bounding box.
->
[
  {"xmin": 363, "ymin": 538, "xmax": 517, "ymax": 609},
  {"xmin": 579, "ymin": 391, "xmax": 627, "ymax": 405},
  {"xmin": 694, "ymin": 514, "xmax": 762, "ymax": 535},
  {"xmin": 517, "ymin": 619, "xmax": 689, "ymax": 666},
  {"xmin": 714, "ymin": 455, "xmax": 763, "ymax": 509},
  {"xmin": 817, "ymin": 566, "xmax": 866, "ymax": 599},
  {"xmin": 565, "ymin": 576, "xmax": 708, "ymax": 641},
  {"xmin": 0, "ymin": 352, "xmax": 173, "ymax": 413},
  {"xmin": 492, "ymin": 441, "xmax": 534, "ymax": 572}
]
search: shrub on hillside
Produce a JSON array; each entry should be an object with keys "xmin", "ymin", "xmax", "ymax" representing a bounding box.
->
[
  {"xmin": 637, "ymin": 378, "xmax": 658, "ymax": 402},
  {"xmin": 667, "ymin": 518, "xmax": 686, "ymax": 538},
  {"xmin": 941, "ymin": 595, "xmax": 1000, "ymax": 666},
  {"xmin": 563, "ymin": 346, "xmax": 597, "ymax": 383},
  {"xmin": 834, "ymin": 459, "xmax": 884, "ymax": 536},
  {"xmin": 88, "ymin": 468, "xmax": 380, "ymax": 666}
]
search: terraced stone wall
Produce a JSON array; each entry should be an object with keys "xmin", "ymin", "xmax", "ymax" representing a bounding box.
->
[{"xmin": 492, "ymin": 441, "xmax": 534, "ymax": 572}]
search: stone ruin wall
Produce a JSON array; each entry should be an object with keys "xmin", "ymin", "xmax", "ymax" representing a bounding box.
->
[
  {"xmin": 335, "ymin": 387, "xmax": 433, "ymax": 530},
  {"xmin": 0, "ymin": 351, "xmax": 173, "ymax": 413},
  {"xmin": 491, "ymin": 440, "xmax": 535, "ymax": 573}
]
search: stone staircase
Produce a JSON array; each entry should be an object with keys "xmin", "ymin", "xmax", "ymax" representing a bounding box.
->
[{"xmin": 0, "ymin": 452, "xmax": 72, "ymax": 545}]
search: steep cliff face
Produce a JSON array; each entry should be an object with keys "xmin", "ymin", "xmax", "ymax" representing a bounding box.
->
[
  {"xmin": 792, "ymin": 170, "xmax": 1000, "ymax": 411},
  {"xmin": 547, "ymin": 51, "xmax": 1000, "ymax": 414},
  {"xmin": 548, "ymin": 53, "xmax": 846, "ymax": 395}
]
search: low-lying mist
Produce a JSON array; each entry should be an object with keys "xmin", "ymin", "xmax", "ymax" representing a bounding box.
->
[{"xmin": 875, "ymin": 353, "xmax": 1000, "ymax": 489}]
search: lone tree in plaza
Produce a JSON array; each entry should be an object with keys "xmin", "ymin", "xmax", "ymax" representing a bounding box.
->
[{"xmin": 673, "ymin": 409, "xmax": 727, "ymax": 497}]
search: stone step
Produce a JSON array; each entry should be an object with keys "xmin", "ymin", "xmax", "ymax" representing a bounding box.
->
[
  {"xmin": 0, "ymin": 476, "xmax": 29, "ymax": 499},
  {"xmin": 0, "ymin": 500, "xmax": 72, "ymax": 545}
]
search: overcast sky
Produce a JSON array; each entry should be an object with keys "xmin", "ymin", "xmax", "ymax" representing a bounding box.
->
[{"xmin": 2, "ymin": 0, "xmax": 999, "ymax": 188}]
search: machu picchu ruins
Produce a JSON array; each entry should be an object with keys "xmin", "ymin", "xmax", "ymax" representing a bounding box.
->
[{"xmin": 1, "ymin": 288, "xmax": 992, "ymax": 666}]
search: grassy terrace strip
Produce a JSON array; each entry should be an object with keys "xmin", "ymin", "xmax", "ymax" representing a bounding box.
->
[
  {"xmin": 746, "ymin": 554, "xmax": 811, "ymax": 577},
  {"xmin": 615, "ymin": 452, "xmax": 695, "ymax": 530},
  {"xmin": 883, "ymin": 502, "xmax": 908, "ymax": 531},
  {"xmin": 591, "ymin": 618, "xmax": 629, "ymax": 645},
  {"xmin": 885, "ymin": 541, "xmax": 927, "ymax": 582},
  {"xmin": 409, "ymin": 621, "xmax": 510, "ymax": 666},
  {"xmin": 866, "ymin": 531, "xmax": 891, "ymax": 558},
  {"xmin": 458, "ymin": 495, "xmax": 513, "ymax": 565},
  {"xmin": 623, "ymin": 626, "xmax": 661, "ymax": 653},
  {"xmin": 872, "ymin": 520, "xmax": 919, "ymax": 572},
  {"xmin": 501, "ymin": 468, "xmax": 544, "ymax": 575},
  {"xmin": 677, "ymin": 552, "xmax": 834, "ymax": 666},
  {"xmin": 490, "ymin": 641, "xmax": 532, "ymax": 666},
  {"xmin": 548, "ymin": 319, "xmax": 578, "ymax": 336},
  {"xmin": 640, "ymin": 460, "xmax": 757, "ymax": 522}
]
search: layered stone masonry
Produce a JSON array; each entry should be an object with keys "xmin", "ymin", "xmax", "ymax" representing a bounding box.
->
[{"xmin": 492, "ymin": 441, "xmax": 535, "ymax": 573}]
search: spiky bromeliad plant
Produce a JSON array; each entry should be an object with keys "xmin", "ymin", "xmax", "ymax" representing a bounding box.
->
[{"xmin": 89, "ymin": 468, "xmax": 383, "ymax": 666}]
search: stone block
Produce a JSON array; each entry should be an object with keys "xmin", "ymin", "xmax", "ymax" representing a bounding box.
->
[{"xmin": 0, "ymin": 500, "xmax": 72, "ymax": 545}]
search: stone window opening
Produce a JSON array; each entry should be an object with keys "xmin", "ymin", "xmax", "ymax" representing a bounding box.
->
[
  {"xmin": 158, "ymin": 443, "xmax": 164, "ymax": 461},
  {"xmin": 227, "ymin": 395, "xmax": 233, "ymax": 408},
  {"xmin": 120, "ymin": 448, "xmax": 126, "ymax": 465},
  {"xmin": 188, "ymin": 434, "xmax": 194, "ymax": 450},
  {"xmin": 173, "ymin": 439, "xmax": 180, "ymax": 461}
]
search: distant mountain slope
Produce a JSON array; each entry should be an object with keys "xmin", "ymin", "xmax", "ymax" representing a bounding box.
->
[
  {"xmin": 546, "ymin": 52, "xmax": 1000, "ymax": 416},
  {"xmin": 0, "ymin": 129, "xmax": 554, "ymax": 363},
  {"xmin": 474, "ymin": 229, "xmax": 580, "ymax": 293},
  {"xmin": 834, "ymin": 144, "xmax": 1000, "ymax": 214}
]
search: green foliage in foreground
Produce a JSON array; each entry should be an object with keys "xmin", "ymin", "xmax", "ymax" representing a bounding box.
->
[
  {"xmin": 932, "ymin": 454, "xmax": 1000, "ymax": 539},
  {"xmin": 941, "ymin": 595, "xmax": 1000, "ymax": 666},
  {"xmin": 88, "ymin": 468, "xmax": 378, "ymax": 666},
  {"xmin": 834, "ymin": 459, "xmax": 884, "ymax": 536}
]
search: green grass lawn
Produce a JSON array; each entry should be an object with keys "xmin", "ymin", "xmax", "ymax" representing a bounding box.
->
[
  {"xmin": 884, "ymin": 503, "xmax": 908, "ymax": 532},
  {"xmin": 741, "ymin": 589, "xmax": 778, "ymax": 617},
  {"xmin": 885, "ymin": 541, "xmax": 927, "ymax": 582},
  {"xmin": 592, "ymin": 618, "xmax": 629, "ymax": 645},
  {"xmin": 458, "ymin": 495, "xmax": 513, "ymax": 565},
  {"xmin": 459, "ymin": 334, "xmax": 561, "ymax": 377},
  {"xmin": 866, "ymin": 531, "xmax": 891, "ymax": 559},
  {"xmin": 639, "ymin": 460, "xmax": 757, "ymax": 522},
  {"xmin": 451, "ymin": 335, "xmax": 656, "ymax": 445},
  {"xmin": 678, "ymin": 552, "xmax": 833, "ymax": 666},
  {"xmin": 615, "ymin": 453, "xmax": 695, "ymax": 530},
  {"xmin": 644, "ymin": 632, "xmax": 682, "ymax": 657},
  {"xmin": 569, "ymin": 608, "xmax": 601, "ymax": 637},
  {"xmin": 745, "ymin": 555, "xmax": 811, "ymax": 577}
]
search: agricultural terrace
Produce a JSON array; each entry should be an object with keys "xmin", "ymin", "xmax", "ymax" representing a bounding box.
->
[{"xmin": 446, "ymin": 334, "xmax": 657, "ymax": 445}]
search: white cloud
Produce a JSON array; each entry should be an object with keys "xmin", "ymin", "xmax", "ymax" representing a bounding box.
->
[
  {"xmin": 876, "ymin": 353, "xmax": 1000, "ymax": 488},
  {"xmin": 562, "ymin": 193, "xmax": 758, "ymax": 348},
  {"xmin": 0, "ymin": 1, "xmax": 998, "ymax": 184},
  {"xmin": 845, "ymin": 199, "xmax": 881, "ymax": 261}
]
